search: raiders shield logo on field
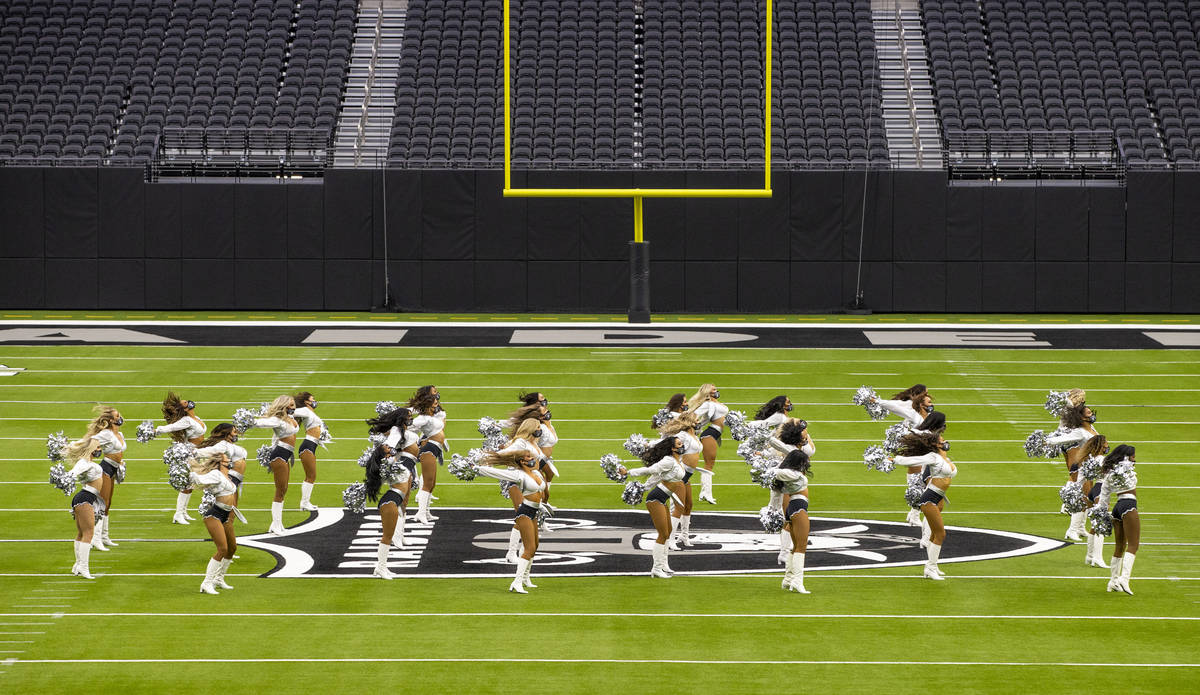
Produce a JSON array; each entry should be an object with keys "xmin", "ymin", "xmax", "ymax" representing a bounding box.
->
[{"xmin": 238, "ymin": 507, "xmax": 1067, "ymax": 578}]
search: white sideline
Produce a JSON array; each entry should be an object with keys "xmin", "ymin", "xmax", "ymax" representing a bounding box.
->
[
  {"xmin": 5, "ymin": 657, "xmax": 1199, "ymax": 667},
  {"xmin": 0, "ymin": 611, "xmax": 1195, "ymax": 621}
]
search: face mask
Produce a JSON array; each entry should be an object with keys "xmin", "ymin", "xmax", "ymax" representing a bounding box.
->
[
  {"xmin": 231, "ymin": 433, "xmax": 239, "ymax": 443},
  {"xmin": 533, "ymin": 429, "xmax": 543, "ymax": 438},
  {"xmin": 681, "ymin": 404, "xmax": 688, "ymax": 412},
  {"xmin": 114, "ymin": 417, "xmax": 124, "ymax": 426},
  {"xmin": 711, "ymin": 390, "xmax": 720, "ymax": 399},
  {"xmin": 926, "ymin": 403, "xmax": 935, "ymax": 412},
  {"xmin": 673, "ymin": 445, "xmax": 685, "ymax": 455},
  {"xmin": 185, "ymin": 400, "xmax": 196, "ymax": 410},
  {"xmin": 286, "ymin": 408, "xmax": 296, "ymax": 415},
  {"xmin": 1086, "ymin": 413, "xmax": 1097, "ymax": 424},
  {"xmin": 309, "ymin": 400, "xmax": 318, "ymax": 409},
  {"xmin": 940, "ymin": 441, "xmax": 951, "ymax": 452},
  {"xmin": 539, "ymin": 398, "xmax": 548, "ymax": 407},
  {"xmin": 784, "ymin": 403, "xmax": 792, "ymax": 412},
  {"xmin": 542, "ymin": 410, "xmax": 552, "ymax": 420},
  {"xmin": 796, "ymin": 419, "xmax": 808, "ymax": 431}
]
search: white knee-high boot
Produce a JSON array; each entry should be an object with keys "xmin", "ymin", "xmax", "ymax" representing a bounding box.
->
[
  {"xmin": 1118, "ymin": 552, "xmax": 1136, "ymax": 595},
  {"xmin": 920, "ymin": 518, "xmax": 931, "ymax": 548},
  {"xmin": 1066, "ymin": 512, "xmax": 1086, "ymax": 541},
  {"xmin": 700, "ymin": 474, "xmax": 716, "ymax": 503},
  {"xmin": 173, "ymin": 492, "xmax": 193, "ymax": 524},
  {"xmin": 299, "ymin": 481, "xmax": 318, "ymax": 511},
  {"xmin": 269, "ymin": 501, "xmax": 284, "ymax": 534},
  {"xmin": 72, "ymin": 540, "xmax": 94, "ymax": 579},
  {"xmin": 414, "ymin": 490, "xmax": 437, "ymax": 523},
  {"xmin": 215, "ymin": 558, "xmax": 234, "ymax": 589},
  {"xmin": 200, "ymin": 558, "xmax": 221, "ymax": 594},
  {"xmin": 91, "ymin": 521, "xmax": 109, "ymax": 551},
  {"xmin": 650, "ymin": 543, "xmax": 671, "ymax": 578},
  {"xmin": 391, "ymin": 510, "xmax": 406, "ymax": 548},
  {"xmin": 505, "ymin": 527, "xmax": 522, "ymax": 564},
  {"xmin": 668, "ymin": 516, "xmax": 681, "ymax": 551},
  {"xmin": 1085, "ymin": 533, "xmax": 1108, "ymax": 567},
  {"xmin": 781, "ymin": 551, "xmax": 794, "ymax": 589},
  {"xmin": 923, "ymin": 542, "xmax": 945, "ymax": 580},
  {"xmin": 906, "ymin": 507, "xmax": 922, "ymax": 526},
  {"xmin": 100, "ymin": 515, "xmax": 117, "ymax": 547},
  {"xmin": 661, "ymin": 541, "xmax": 675, "ymax": 575},
  {"xmin": 510, "ymin": 558, "xmax": 529, "ymax": 593},
  {"xmin": 788, "ymin": 552, "xmax": 810, "ymax": 593},
  {"xmin": 679, "ymin": 514, "xmax": 693, "ymax": 546},
  {"xmin": 1108, "ymin": 554, "xmax": 1124, "ymax": 591},
  {"xmin": 523, "ymin": 558, "xmax": 537, "ymax": 588},
  {"xmin": 777, "ymin": 530, "xmax": 793, "ymax": 565},
  {"xmin": 373, "ymin": 543, "xmax": 394, "ymax": 579}
]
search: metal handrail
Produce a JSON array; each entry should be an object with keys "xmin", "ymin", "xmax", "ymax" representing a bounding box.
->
[
  {"xmin": 894, "ymin": 2, "xmax": 922, "ymax": 167},
  {"xmin": 354, "ymin": 0, "xmax": 386, "ymax": 167}
]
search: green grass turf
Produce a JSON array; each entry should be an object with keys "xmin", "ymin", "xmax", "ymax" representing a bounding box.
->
[{"xmin": 0, "ymin": 344, "xmax": 1198, "ymax": 693}]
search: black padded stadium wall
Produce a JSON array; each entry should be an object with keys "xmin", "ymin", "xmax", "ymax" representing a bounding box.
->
[{"xmin": 0, "ymin": 168, "xmax": 1193, "ymax": 313}]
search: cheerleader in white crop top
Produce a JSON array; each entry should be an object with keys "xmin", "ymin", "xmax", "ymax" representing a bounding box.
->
[
  {"xmin": 1094, "ymin": 445, "xmax": 1140, "ymax": 594},
  {"xmin": 407, "ymin": 385, "xmax": 445, "ymax": 524},
  {"xmin": 687, "ymin": 383, "xmax": 729, "ymax": 505},
  {"xmin": 770, "ymin": 449, "xmax": 815, "ymax": 593},
  {"xmin": 657, "ymin": 413, "xmax": 705, "ymax": 549},
  {"xmin": 752, "ymin": 395, "xmax": 793, "ymax": 429},
  {"xmin": 368, "ymin": 408, "xmax": 421, "ymax": 551},
  {"xmin": 1046, "ymin": 403, "xmax": 1101, "ymax": 542},
  {"xmin": 82, "ymin": 406, "xmax": 126, "ymax": 551},
  {"xmin": 60, "ymin": 438, "xmax": 105, "ymax": 579},
  {"xmin": 764, "ymin": 419, "xmax": 815, "ymax": 563},
  {"xmin": 473, "ymin": 449, "xmax": 546, "ymax": 593},
  {"xmin": 155, "ymin": 392, "xmax": 207, "ymax": 525},
  {"xmin": 358, "ymin": 445, "xmax": 415, "ymax": 580},
  {"xmin": 195, "ymin": 424, "xmax": 249, "ymax": 540},
  {"xmin": 189, "ymin": 451, "xmax": 238, "ymax": 595},
  {"xmin": 292, "ymin": 391, "xmax": 326, "ymax": 512},
  {"xmin": 247, "ymin": 395, "xmax": 300, "ymax": 535},
  {"xmin": 871, "ymin": 384, "xmax": 934, "ymax": 427},
  {"xmin": 618, "ymin": 437, "xmax": 688, "ymax": 579},
  {"xmin": 891, "ymin": 430, "xmax": 957, "ymax": 580}
]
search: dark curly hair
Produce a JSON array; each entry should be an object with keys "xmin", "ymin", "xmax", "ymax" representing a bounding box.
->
[
  {"xmin": 778, "ymin": 420, "xmax": 807, "ymax": 446},
  {"xmin": 199, "ymin": 423, "xmax": 236, "ymax": 448},
  {"xmin": 407, "ymin": 386, "xmax": 439, "ymax": 414},
  {"xmin": 771, "ymin": 449, "xmax": 812, "ymax": 490},
  {"xmin": 640, "ymin": 436, "xmax": 679, "ymax": 464},
  {"xmin": 367, "ymin": 407, "xmax": 412, "ymax": 435},
  {"xmin": 755, "ymin": 395, "xmax": 789, "ymax": 421},
  {"xmin": 897, "ymin": 430, "xmax": 941, "ymax": 457}
]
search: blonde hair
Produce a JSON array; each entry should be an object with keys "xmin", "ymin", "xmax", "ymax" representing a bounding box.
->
[
  {"xmin": 658, "ymin": 411, "xmax": 698, "ymax": 436},
  {"xmin": 263, "ymin": 395, "xmax": 295, "ymax": 419},
  {"xmin": 1067, "ymin": 388, "xmax": 1087, "ymax": 407},
  {"xmin": 507, "ymin": 403, "xmax": 544, "ymax": 430},
  {"xmin": 63, "ymin": 437, "xmax": 98, "ymax": 463},
  {"xmin": 189, "ymin": 452, "xmax": 225, "ymax": 475},
  {"xmin": 510, "ymin": 418, "xmax": 541, "ymax": 442},
  {"xmin": 484, "ymin": 450, "xmax": 531, "ymax": 468},
  {"xmin": 86, "ymin": 405, "xmax": 121, "ymax": 438},
  {"xmin": 686, "ymin": 383, "xmax": 716, "ymax": 412}
]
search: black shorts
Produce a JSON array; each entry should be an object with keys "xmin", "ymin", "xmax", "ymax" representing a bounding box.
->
[
  {"xmin": 71, "ymin": 488, "xmax": 99, "ymax": 511},
  {"xmin": 786, "ymin": 496, "xmax": 809, "ymax": 518},
  {"xmin": 1087, "ymin": 482, "xmax": 1102, "ymax": 502},
  {"xmin": 1068, "ymin": 462, "xmax": 1080, "ymax": 473},
  {"xmin": 270, "ymin": 445, "xmax": 294, "ymax": 465},
  {"xmin": 516, "ymin": 503, "xmax": 539, "ymax": 520},
  {"xmin": 646, "ymin": 485, "xmax": 671, "ymax": 506},
  {"xmin": 682, "ymin": 469, "xmax": 694, "ymax": 484},
  {"xmin": 100, "ymin": 459, "xmax": 120, "ymax": 478},
  {"xmin": 298, "ymin": 438, "xmax": 318, "ymax": 455},
  {"xmin": 1113, "ymin": 497, "xmax": 1138, "ymax": 520},
  {"xmin": 419, "ymin": 442, "xmax": 444, "ymax": 465},
  {"xmin": 229, "ymin": 473, "xmax": 243, "ymax": 489},
  {"xmin": 379, "ymin": 488, "xmax": 405, "ymax": 509},
  {"xmin": 398, "ymin": 455, "xmax": 418, "ymax": 480},
  {"xmin": 202, "ymin": 505, "xmax": 231, "ymax": 523},
  {"xmin": 700, "ymin": 426, "xmax": 722, "ymax": 445},
  {"xmin": 919, "ymin": 486, "xmax": 946, "ymax": 507}
]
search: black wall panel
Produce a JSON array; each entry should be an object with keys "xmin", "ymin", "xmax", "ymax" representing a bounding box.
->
[
  {"xmin": 1087, "ymin": 187, "xmax": 1125, "ymax": 261},
  {"xmin": 737, "ymin": 261, "xmax": 789, "ymax": 312},
  {"xmin": 740, "ymin": 170, "xmax": 790, "ymax": 261},
  {"xmin": 945, "ymin": 186, "xmax": 982, "ymax": 261},
  {"xmin": 236, "ymin": 259, "xmax": 286, "ymax": 309},
  {"xmin": 579, "ymin": 171, "xmax": 634, "ymax": 261},
  {"xmin": 1035, "ymin": 187, "xmax": 1088, "ymax": 261},
  {"xmin": 380, "ymin": 171, "xmax": 421, "ymax": 262},
  {"xmin": 1035, "ymin": 261, "xmax": 1088, "ymax": 312},
  {"xmin": 946, "ymin": 261, "xmax": 982, "ymax": 312},
  {"xmin": 981, "ymin": 262, "xmax": 1035, "ymax": 311},
  {"xmin": 323, "ymin": 259, "xmax": 374, "ymax": 309},
  {"xmin": 374, "ymin": 260, "xmax": 422, "ymax": 310},
  {"xmin": 684, "ymin": 171, "xmax": 742, "ymax": 260},
  {"xmin": 981, "ymin": 188, "xmax": 1035, "ymax": 261},
  {"xmin": 417, "ymin": 260, "xmax": 473, "ymax": 311},
  {"xmin": 892, "ymin": 171, "xmax": 947, "ymax": 261},
  {"xmin": 144, "ymin": 183, "xmax": 182, "ymax": 258},
  {"xmin": 180, "ymin": 183, "xmax": 235, "ymax": 259},
  {"xmin": 789, "ymin": 261, "xmax": 843, "ymax": 311},
  {"xmin": 180, "ymin": 258, "xmax": 236, "ymax": 309},
  {"xmin": 528, "ymin": 260, "xmax": 581, "ymax": 310},
  {"xmin": 842, "ymin": 170, "xmax": 894, "ymax": 261},
  {"xmin": 98, "ymin": 168, "xmax": 146, "ymax": 258},
  {"xmin": 287, "ymin": 259, "xmax": 325, "ymax": 310},
  {"xmin": 892, "ymin": 262, "xmax": 947, "ymax": 312},
  {"xmin": 637, "ymin": 172, "xmax": 687, "ymax": 258},
  {"xmin": 685, "ymin": 261, "xmax": 738, "ymax": 311},
  {"xmin": 649, "ymin": 259, "xmax": 685, "ymax": 311},
  {"xmin": 579, "ymin": 260, "xmax": 629, "ymax": 310},
  {"xmin": 44, "ymin": 258, "xmax": 97, "ymax": 308},
  {"xmin": 144, "ymin": 259, "xmax": 182, "ymax": 309},
  {"xmin": 0, "ymin": 258, "xmax": 44, "ymax": 308},
  {"xmin": 0, "ymin": 168, "xmax": 44, "ymax": 257},
  {"xmin": 845, "ymin": 261, "xmax": 893, "ymax": 311},
  {"xmin": 324, "ymin": 170, "xmax": 374, "ymax": 259},
  {"xmin": 419, "ymin": 170, "xmax": 475, "ymax": 260},
  {"xmin": 1125, "ymin": 171, "xmax": 1173, "ymax": 261},
  {"xmin": 475, "ymin": 170, "xmax": 527, "ymax": 261},
  {"xmin": 287, "ymin": 183, "xmax": 325, "ymax": 259},
  {"xmin": 1171, "ymin": 263, "xmax": 1200, "ymax": 312},
  {"xmin": 105, "ymin": 259, "xmax": 145, "ymax": 308},
  {"xmin": 473, "ymin": 260, "xmax": 527, "ymax": 310},
  {"xmin": 1124, "ymin": 262, "xmax": 1171, "ymax": 312},
  {"xmin": 44, "ymin": 168, "xmax": 98, "ymax": 258},
  {"xmin": 235, "ymin": 184, "xmax": 287, "ymax": 259},
  {"xmin": 790, "ymin": 171, "xmax": 843, "ymax": 260},
  {"xmin": 1172, "ymin": 171, "xmax": 1200, "ymax": 262},
  {"xmin": 1088, "ymin": 261, "xmax": 1125, "ymax": 312},
  {"xmin": 525, "ymin": 171, "xmax": 580, "ymax": 260}
]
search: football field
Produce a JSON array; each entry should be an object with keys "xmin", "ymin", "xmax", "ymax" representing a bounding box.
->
[{"xmin": 1, "ymin": 335, "xmax": 1198, "ymax": 693}]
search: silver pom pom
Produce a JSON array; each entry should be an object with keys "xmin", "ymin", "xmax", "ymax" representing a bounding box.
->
[
  {"xmin": 742, "ymin": 422, "xmax": 773, "ymax": 450},
  {"xmin": 747, "ymin": 453, "xmax": 778, "ymax": 488},
  {"xmin": 759, "ymin": 465, "xmax": 780, "ymax": 490},
  {"xmin": 375, "ymin": 400, "xmax": 397, "ymax": 417},
  {"xmin": 198, "ymin": 491, "xmax": 216, "ymax": 516},
  {"xmin": 535, "ymin": 504, "xmax": 553, "ymax": 527},
  {"xmin": 1079, "ymin": 454, "xmax": 1104, "ymax": 482},
  {"xmin": 759, "ymin": 505, "xmax": 785, "ymax": 533},
  {"xmin": 1087, "ymin": 504, "xmax": 1113, "ymax": 537},
  {"xmin": 319, "ymin": 426, "xmax": 333, "ymax": 448},
  {"xmin": 232, "ymin": 408, "xmax": 258, "ymax": 434},
  {"xmin": 1059, "ymin": 480, "xmax": 1087, "ymax": 513},
  {"xmin": 599, "ymin": 453, "xmax": 627, "ymax": 482},
  {"xmin": 342, "ymin": 482, "xmax": 367, "ymax": 514},
  {"xmin": 883, "ymin": 422, "xmax": 911, "ymax": 452},
  {"xmin": 367, "ymin": 433, "xmax": 386, "ymax": 447},
  {"xmin": 162, "ymin": 441, "xmax": 195, "ymax": 469},
  {"xmin": 499, "ymin": 480, "xmax": 515, "ymax": 498},
  {"xmin": 135, "ymin": 420, "xmax": 157, "ymax": 443},
  {"xmin": 49, "ymin": 462, "xmax": 74, "ymax": 496},
  {"xmin": 725, "ymin": 410, "xmax": 749, "ymax": 439},
  {"xmin": 735, "ymin": 440, "xmax": 760, "ymax": 462},
  {"xmin": 46, "ymin": 431, "xmax": 70, "ymax": 461},
  {"xmin": 1044, "ymin": 390, "xmax": 1070, "ymax": 418},
  {"xmin": 166, "ymin": 459, "xmax": 192, "ymax": 492},
  {"xmin": 621, "ymin": 480, "xmax": 647, "ymax": 506},
  {"xmin": 853, "ymin": 385, "xmax": 887, "ymax": 421},
  {"xmin": 447, "ymin": 453, "xmax": 479, "ymax": 481},
  {"xmin": 477, "ymin": 416, "xmax": 505, "ymax": 438},
  {"xmin": 256, "ymin": 444, "xmax": 273, "ymax": 469},
  {"xmin": 1109, "ymin": 459, "xmax": 1138, "ymax": 490},
  {"xmin": 651, "ymin": 408, "xmax": 674, "ymax": 429},
  {"xmin": 356, "ymin": 445, "xmax": 375, "ymax": 468},
  {"xmin": 904, "ymin": 473, "xmax": 925, "ymax": 509},
  {"xmin": 1024, "ymin": 430, "xmax": 1049, "ymax": 458},
  {"xmin": 863, "ymin": 445, "xmax": 893, "ymax": 473},
  {"xmin": 482, "ymin": 432, "xmax": 510, "ymax": 451},
  {"xmin": 113, "ymin": 463, "xmax": 126, "ymax": 484},
  {"xmin": 623, "ymin": 433, "xmax": 648, "ymax": 457}
]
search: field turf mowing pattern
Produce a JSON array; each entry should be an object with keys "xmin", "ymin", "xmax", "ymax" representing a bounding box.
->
[{"xmin": 0, "ymin": 344, "xmax": 1198, "ymax": 693}]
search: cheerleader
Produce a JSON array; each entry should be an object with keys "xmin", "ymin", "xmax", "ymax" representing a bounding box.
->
[
  {"xmin": 652, "ymin": 393, "xmax": 688, "ymax": 427},
  {"xmin": 473, "ymin": 449, "xmax": 545, "ymax": 593},
  {"xmin": 618, "ymin": 436, "xmax": 688, "ymax": 578},
  {"xmin": 1078, "ymin": 435, "xmax": 1110, "ymax": 568},
  {"xmin": 247, "ymin": 395, "xmax": 300, "ymax": 535},
  {"xmin": 195, "ymin": 424, "xmax": 248, "ymax": 556},
  {"xmin": 766, "ymin": 419, "xmax": 816, "ymax": 563},
  {"xmin": 688, "ymin": 384, "xmax": 729, "ymax": 504},
  {"xmin": 154, "ymin": 392, "xmax": 207, "ymax": 524},
  {"xmin": 1045, "ymin": 403, "xmax": 1101, "ymax": 541},
  {"xmin": 408, "ymin": 385, "xmax": 446, "ymax": 524},
  {"xmin": 912, "ymin": 411, "xmax": 947, "ymax": 551},
  {"xmin": 358, "ymin": 445, "xmax": 412, "ymax": 580},
  {"xmin": 1096, "ymin": 444, "xmax": 1140, "ymax": 594},
  {"xmin": 83, "ymin": 406, "xmax": 125, "ymax": 551},
  {"xmin": 771, "ymin": 449, "xmax": 814, "ymax": 593},
  {"xmin": 495, "ymin": 417, "xmax": 548, "ymax": 562},
  {"xmin": 872, "ymin": 384, "xmax": 934, "ymax": 426},
  {"xmin": 61, "ymin": 437, "xmax": 104, "ymax": 579},
  {"xmin": 292, "ymin": 391, "xmax": 324, "ymax": 511},
  {"xmin": 189, "ymin": 451, "xmax": 238, "ymax": 595},
  {"xmin": 892, "ymin": 430, "xmax": 957, "ymax": 580},
  {"xmin": 510, "ymin": 399, "xmax": 560, "ymax": 510},
  {"xmin": 752, "ymin": 395, "xmax": 792, "ymax": 428},
  {"xmin": 367, "ymin": 407, "xmax": 420, "ymax": 548},
  {"xmin": 657, "ymin": 413, "xmax": 703, "ymax": 549}
]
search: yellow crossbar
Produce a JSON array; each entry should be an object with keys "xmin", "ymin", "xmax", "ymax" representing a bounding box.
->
[{"xmin": 502, "ymin": 188, "xmax": 774, "ymax": 198}]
